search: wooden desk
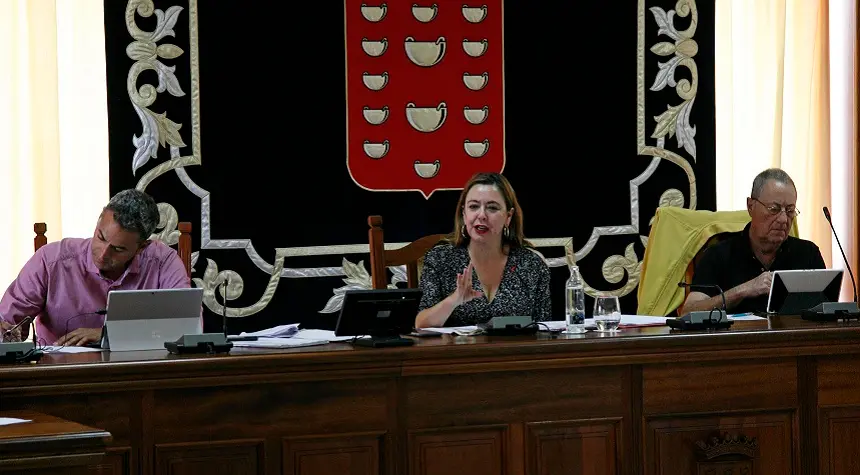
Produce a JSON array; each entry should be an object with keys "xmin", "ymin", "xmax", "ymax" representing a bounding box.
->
[
  {"xmin": 0, "ymin": 410, "xmax": 112, "ymax": 474},
  {"xmin": 2, "ymin": 317, "xmax": 860, "ymax": 474}
]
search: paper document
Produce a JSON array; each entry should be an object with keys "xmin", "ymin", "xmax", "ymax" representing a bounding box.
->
[
  {"xmin": 293, "ymin": 329, "xmax": 356, "ymax": 342},
  {"xmin": 419, "ymin": 326, "xmax": 481, "ymax": 335},
  {"xmin": 231, "ymin": 337, "xmax": 328, "ymax": 349},
  {"xmin": 43, "ymin": 346, "xmax": 104, "ymax": 353},
  {"xmin": 728, "ymin": 313, "xmax": 768, "ymax": 321},
  {"xmin": 539, "ymin": 321, "xmax": 568, "ymax": 331},
  {"xmin": 617, "ymin": 315, "xmax": 669, "ymax": 327},
  {"xmin": 0, "ymin": 417, "xmax": 30, "ymax": 426},
  {"xmin": 238, "ymin": 323, "xmax": 300, "ymax": 338}
]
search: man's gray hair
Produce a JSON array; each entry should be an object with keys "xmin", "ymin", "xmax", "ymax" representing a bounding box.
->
[
  {"xmin": 750, "ymin": 168, "xmax": 796, "ymax": 199},
  {"xmin": 104, "ymin": 189, "xmax": 160, "ymax": 241}
]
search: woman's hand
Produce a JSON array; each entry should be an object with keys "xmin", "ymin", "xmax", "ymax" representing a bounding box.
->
[{"xmin": 453, "ymin": 263, "xmax": 483, "ymax": 306}]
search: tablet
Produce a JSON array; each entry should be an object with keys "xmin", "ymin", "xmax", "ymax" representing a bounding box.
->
[{"xmin": 766, "ymin": 269, "xmax": 843, "ymax": 315}]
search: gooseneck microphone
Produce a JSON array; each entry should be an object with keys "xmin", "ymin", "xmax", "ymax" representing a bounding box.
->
[
  {"xmin": 823, "ymin": 206, "xmax": 859, "ymax": 304},
  {"xmin": 678, "ymin": 282, "xmax": 727, "ymax": 314},
  {"xmin": 669, "ymin": 282, "xmax": 733, "ymax": 331},
  {"xmin": 1, "ymin": 316, "xmax": 33, "ymax": 341},
  {"xmin": 220, "ymin": 278, "xmax": 229, "ymax": 337},
  {"xmin": 219, "ymin": 279, "xmax": 255, "ymax": 342}
]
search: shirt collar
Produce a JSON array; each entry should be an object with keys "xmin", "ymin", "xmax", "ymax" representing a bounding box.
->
[
  {"xmin": 84, "ymin": 238, "xmax": 143, "ymax": 281},
  {"xmin": 739, "ymin": 221, "xmax": 790, "ymax": 264}
]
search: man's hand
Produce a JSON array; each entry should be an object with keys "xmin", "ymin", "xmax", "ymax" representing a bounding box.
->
[
  {"xmin": 54, "ymin": 328, "xmax": 102, "ymax": 347},
  {"xmin": 742, "ymin": 271, "xmax": 773, "ymax": 298},
  {"xmin": 0, "ymin": 320, "xmax": 22, "ymax": 342}
]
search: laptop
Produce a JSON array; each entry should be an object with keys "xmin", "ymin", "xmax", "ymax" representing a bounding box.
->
[
  {"xmin": 334, "ymin": 288, "xmax": 422, "ymax": 347},
  {"xmin": 101, "ymin": 288, "xmax": 204, "ymax": 351},
  {"xmin": 766, "ymin": 269, "xmax": 843, "ymax": 315}
]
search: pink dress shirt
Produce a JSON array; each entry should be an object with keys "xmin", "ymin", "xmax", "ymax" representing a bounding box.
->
[{"xmin": 0, "ymin": 238, "xmax": 190, "ymax": 344}]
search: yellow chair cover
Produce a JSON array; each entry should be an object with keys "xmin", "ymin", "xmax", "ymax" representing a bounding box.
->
[{"xmin": 637, "ymin": 207, "xmax": 798, "ymax": 316}]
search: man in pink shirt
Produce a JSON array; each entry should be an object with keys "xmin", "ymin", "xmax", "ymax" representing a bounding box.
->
[{"xmin": 0, "ymin": 189, "xmax": 191, "ymax": 346}]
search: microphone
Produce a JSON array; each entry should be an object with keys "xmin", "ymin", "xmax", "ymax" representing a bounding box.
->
[
  {"xmin": 0, "ymin": 316, "xmax": 39, "ymax": 362},
  {"xmin": 163, "ymin": 282, "xmax": 233, "ymax": 355},
  {"xmin": 2, "ymin": 316, "xmax": 33, "ymax": 342},
  {"xmin": 220, "ymin": 278, "xmax": 229, "ymax": 338},
  {"xmin": 678, "ymin": 282, "xmax": 727, "ymax": 313},
  {"xmin": 670, "ymin": 282, "xmax": 733, "ymax": 330},
  {"xmin": 219, "ymin": 278, "xmax": 255, "ymax": 342},
  {"xmin": 823, "ymin": 206, "xmax": 859, "ymax": 304}
]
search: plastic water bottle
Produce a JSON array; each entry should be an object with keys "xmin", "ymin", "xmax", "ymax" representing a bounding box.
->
[{"xmin": 565, "ymin": 265, "xmax": 586, "ymax": 333}]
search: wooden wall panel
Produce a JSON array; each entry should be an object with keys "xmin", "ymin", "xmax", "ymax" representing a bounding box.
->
[
  {"xmin": 154, "ymin": 440, "xmax": 264, "ymax": 475},
  {"xmin": 643, "ymin": 360, "xmax": 797, "ymax": 415},
  {"xmin": 404, "ymin": 367, "xmax": 627, "ymax": 429},
  {"xmin": 151, "ymin": 379, "xmax": 390, "ymax": 442},
  {"xmin": 644, "ymin": 412, "xmax": 795, "ymax": 475},
  {"xmin": 819, "ymin": 407, "xmax": 860, "ymax": 475},
  {"xmin": 283, "ymin": 432, "xmax": 384, "ymax": 475},
  {"xmin": 525, "ymin": 419, "xmax": 620, "ymax": 475},
  {"xmin": 408, "ymin": 426, "xmax": 507, "ymax": 475},
  {"xmin": 818, "ymin": 356, "xmax": 860, "ymax": 406}
]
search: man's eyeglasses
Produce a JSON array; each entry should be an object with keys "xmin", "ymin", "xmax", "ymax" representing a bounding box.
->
[{"xmin": 752, "ymin": 198, "xmax": 799, "ymax": 218}]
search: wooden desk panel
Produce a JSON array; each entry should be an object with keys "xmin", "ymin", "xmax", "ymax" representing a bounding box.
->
[
  {"xmin": 643, "ymin": 359, "xmax": 798, "ymax": 415},
  {"xmin": 0, "ymin": 410, "xmax": 112, "ymax": 474},
  {"xmin": 2, "ymin": 319, "xmax": 860, "ymax": 474}
]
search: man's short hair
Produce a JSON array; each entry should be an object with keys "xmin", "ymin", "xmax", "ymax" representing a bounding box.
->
[
  {"xmin": 104, "ymin": 189, "xmax": 160, "ymax": 241},
  {"xmin": 750, "ymin": 168, "xmax": 796, "ymax": 199}
]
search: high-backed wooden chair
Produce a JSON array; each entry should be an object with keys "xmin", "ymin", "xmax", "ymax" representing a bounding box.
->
[
  {"xmin": 23, "ymin": 222, "xmax": 193, "ymax": 341},
  {"xmin": 177, "ymin": 222, "xmax": 193, "ymax": 278},
  {"xmin": 367, "ymin": 215, "xmax": 446, "ymax": 290}
]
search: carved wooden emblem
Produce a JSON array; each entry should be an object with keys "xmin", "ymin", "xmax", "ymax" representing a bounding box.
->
[{"xmin": 695, "ymin": 433, "xmax": 759, "ymax": 475}]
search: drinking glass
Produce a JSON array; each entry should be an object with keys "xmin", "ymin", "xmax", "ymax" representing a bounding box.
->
[{"xmin": 593, "ymin": 295, "xmax": 621, "ymax": 332}]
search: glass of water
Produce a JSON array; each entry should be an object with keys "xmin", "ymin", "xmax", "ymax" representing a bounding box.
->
[{"xmin": 593, "ymin": 295, "xmax": 621, "ymax": 332}]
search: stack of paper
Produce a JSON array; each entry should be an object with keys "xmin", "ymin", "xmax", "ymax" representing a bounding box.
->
[
  {"xmin": 0, "ymin": 417, "xmax": 30, "ymax": 426},
  {"xmin": 293, "ymin": 329, "xmax": 356, "ymax": 342},
  {"xmin": 237, "ymin": 324, "xmax": 300, "ymax": 338},
  {"xmin": 231, "ymin": 337, "xmax": 328, "ymax": 349},
  {"xmin": 229, "ymin": 326, "xmax": 357, "ymax": 349},
  {"xmin": 420, "ymin": 326, "xmax": 481, "ymax": 335}
]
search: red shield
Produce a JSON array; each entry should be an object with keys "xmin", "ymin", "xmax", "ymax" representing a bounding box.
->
[{"xmin": 345, "ymin": 1, "xmax": 505, "ymax": 198}]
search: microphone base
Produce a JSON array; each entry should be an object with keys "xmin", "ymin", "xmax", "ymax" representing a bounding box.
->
[
  {"xmin": 668, "ymin": 310, "xmax": 733, "ymax": 331},
  {"xmin": 165, "ymin": 333, "xmax": 233, "ymax": 355},
  {"xmin": 801, "ymin": 302, "xmax": 860, "ymax": 322},
  {"xmin": 682, "ymin": 310, "xmax": 727, "ymax": 324},
  {"xmin": 351, "ymin": 336, "xmax": 415, "ymax": 348},
  {"xmin": 0, "ymin": 341, "xmax": 43, "ymax": 364}
]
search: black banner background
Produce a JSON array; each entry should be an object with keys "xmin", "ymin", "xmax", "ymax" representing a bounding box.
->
[{"xmin": 105, "ymin": 0, "xmax": 716, "ymax": 333}]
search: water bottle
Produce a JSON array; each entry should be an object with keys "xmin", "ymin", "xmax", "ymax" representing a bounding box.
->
[{"xmin": 565, "ymin": 265, "xmax": 586, "ymax": 333}]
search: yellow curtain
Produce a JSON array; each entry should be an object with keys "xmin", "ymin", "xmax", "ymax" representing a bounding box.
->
[
  {"xmin": 715, "ymin": 0, "xmax": 858, "ymax": 301},
  {"xmin": 0, "ymin": 0, "xmax": 109, "ymax": 290}
]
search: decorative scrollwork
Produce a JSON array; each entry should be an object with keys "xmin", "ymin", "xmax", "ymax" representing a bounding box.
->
[
  {"xmin": 649, "ymin": 188, "xmax": 686, "ymax": 225},
  {"xmin": 319, "ymin": 259, "xmax": 406, "ymax": 313},
  {"xmin": 648, "ymin": 0, "xmax": 698, "ymax": 159},
  {"xmin": 584, "ymin": 244, "xmax": 643, "ymax": 298},
  {"xmin": 192, "ymin": 250, "xmax": 287, "ymax": 317},
  {"xmin": 151, "ymin": 202, "xmax": 180, "ymax": 245},
  {"xmin": 126, "ymin": 0, "xmax": 187, "ymax": 176}
]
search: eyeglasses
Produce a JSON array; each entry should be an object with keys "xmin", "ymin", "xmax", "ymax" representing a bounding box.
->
[{"xmin": 752, "ymin": 198, "xmax": 799, "ymax": 218}]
